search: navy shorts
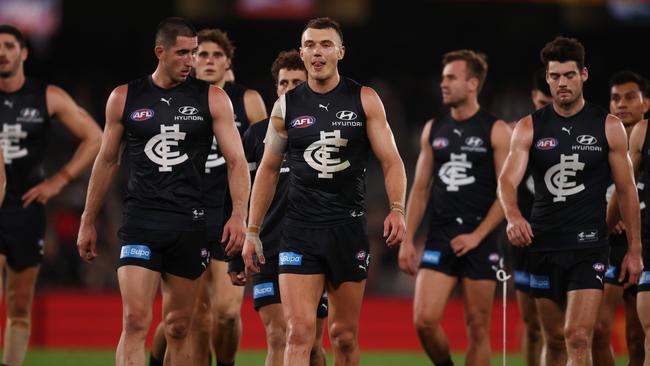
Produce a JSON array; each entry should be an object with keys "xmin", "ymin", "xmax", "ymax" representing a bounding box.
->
[{"xmin": 0, "ymin": 204, "xmax": 46, "ymax": 270}]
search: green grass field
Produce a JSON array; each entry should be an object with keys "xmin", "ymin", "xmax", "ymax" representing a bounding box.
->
[{"xmin": 17, "ymin": 349, "xmax": 630, "ymax": 365}]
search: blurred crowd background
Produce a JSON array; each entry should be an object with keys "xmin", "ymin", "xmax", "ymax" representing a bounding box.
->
[{"xmin": 4, "ymin": 0, "xmax": 650, "ymax": 296}]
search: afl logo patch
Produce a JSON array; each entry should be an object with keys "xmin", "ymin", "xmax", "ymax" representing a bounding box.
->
[
  {"xmin": 535, "ymin": 137, "xmax": 557, "ymax": 150},
  {"xmin": 131, "ymin": 109, "xmax": 154, "ymax": 121},
  {"xmin": 290, "ymin": 116, "xmax": 316, "ymax": 128},
  {"xmin": 432, "ymin": 137, "xmax": 449, "ymax": 150}
]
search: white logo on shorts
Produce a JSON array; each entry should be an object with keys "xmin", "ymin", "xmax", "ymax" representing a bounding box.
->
[{"xmin": 144, "ymin": 124, "xmax": 188, "ymax": 172}]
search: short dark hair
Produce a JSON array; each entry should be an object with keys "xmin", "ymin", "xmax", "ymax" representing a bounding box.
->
[
  {"xmin": 271, "ymin": 49, "xmax": 306, "ymax": 83},
  {"xmin": 0, "ymin": 24, "xmax": 26, "ymax": 49},
  {"xmin": 303, "ymin": 17, "xmax": 343, "ymax": 44},
  {"xmin": 533, "ymin": 67, "xmax": 551, "ymax": 97},
  {"xmin": 540, "ymin": 36, "xmax": 586, "ymax": 70},
  {"xmin": 442, "ymin": 49, "xmax": 489, "ymax": 93},
  {"xmin": 155, "ymin": 17, "xmax": 197, "ymax": 48},
  {"xmin": 609, "ymin": 70, "xmax": 649, "ymax": 97},
  {"xmin": 197, "ymin": 28, "xmax": 235, "ymax": 60}
]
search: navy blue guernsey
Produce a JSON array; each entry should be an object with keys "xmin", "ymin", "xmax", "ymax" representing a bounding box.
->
[
  {"xmin": 529, "ymin": 103, "xmax": 611, "ymax": 252},
  {"xmin": 242, "ymin": 119, "xmax": 289, "ymax": 256},
  {"xmin": 426, "ymin": 109, "xmax": 498, "ymax": 229},
  {"xmin": 284, "ymin": 77, "xmax": 369, "ymax": 227},
  {"xmin": 0, "ymin": 79, "xmax": 51, "ymax": 208},
  {"xmin": 203, "ymin": 82, "xmax": 250, "ymax": 230},
  {"xmin": 121, "ymin": 75, "xmax": 212, "ymax": 230}
]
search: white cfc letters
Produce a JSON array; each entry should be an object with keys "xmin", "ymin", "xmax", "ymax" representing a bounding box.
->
[
  {"xmin": 0, "ymin": 124, "xmax": 28, "ymax": 164},
  {"xmin": 438, "ymin": 153, "xmax": 475, "ymax": 191},
  {"xmin": 544, "ymin": 153, "xmax": 585, "ymax": 202},
  {"xmin": 304, "ymin": 130, "xmax": 350, "ymax": 178},
  {"xmin": 145, "ymin": 124, "xmax": 188, "ymax": 172}
]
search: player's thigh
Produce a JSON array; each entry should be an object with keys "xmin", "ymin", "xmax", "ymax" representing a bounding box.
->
[
  {"xmin": 461, "ymin": 278, "xmax": 496, "ymax": 326},
  {"xmin": 515, "ymin": 289, "xmax": 539, "ymax": 325},
  {"xmin": 535, "ymin": 297, "xmax": 565, "ymax": 339},
  {"xmin": 636, "ymin": 291, "xmax": 650, "ymax": 326},
  {"xmin": 259, "ymin": 303, "xmax": 286, "ymax": 334},
  {"xmin": 595, "ymin": 284, "xmax": 623, "ymax": 329},
  {"xmin": 210, "ymin": 259, "xmax": 244, "ymax": 312},
  {"xmin": 161, "ymin": 272, "xmax": 201, "ymax": 317},
  {"xmin": 280, "ymin": 273, "xmax": 325, "ymax": 326},
  {"xmin": 566, "ymin": 289, "xmax": 603, "ymax": 332},
  {"xmin": 117, "ymin": 265, "xmax": 160, "ymax": 318},
  {"xmin": 414, "ymin": 269, "xmax": 457, "ymax": 324}
]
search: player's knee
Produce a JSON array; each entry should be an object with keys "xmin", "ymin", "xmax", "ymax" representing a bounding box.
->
[
  {"xmin": 123, "ymin": 309, "xmax": 151, "ymax": 336},
  {"xmin": 164, "ymin": 311, "xmax": 192, "ymax": 340},
  {"xmin": 6, "ymin": 290, "xmax": 33, "ymax": 318},
  {"xmin": 266, "ymin": 326, "xmax": 286, "ymax": 353},
  {"xmin": 545, "ymin": 331, "xmax": 566, "ymax": 353},
  {"xmin": 524, "ymin": 321, "xmax": 542, "ymax": 343},
  {"xmin": 329, "ymin": 322, "xmax": 357, "ymax": 354},
  {"xmin": 286, "ymin": 317, "xmax": 316, "ymax": 347},
  {"xmin": 592, "ymin": 319, "xmax": 612, "ymax": 344},
  {"xmin": 465, "ymin": 313, "xmax": 489, "ymax": 343},
  {"xmin": 414, "ymin": 311, "xmax": 440, "ymax": 335},
  {"xmin": 565, "ymin": 326, "xmax": 591, "ymax": 351},
  {"xmin": 215, "ymin": 306, "xmax": 241, "ymax": 330},
  {"xmin": 192, "ymin": 302, "xmax": 212, "ymax": 333}
]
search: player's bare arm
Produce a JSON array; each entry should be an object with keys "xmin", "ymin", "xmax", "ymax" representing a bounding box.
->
[
  {"xmin": 209, "ymin": 85, "xmax": 250, "ymax": 256},
  {"xmin": 398, "ymin": 120, "xmax": 434, "ymax": 275},
  {"xmin": 243, "ymin": 89, "xmax": 268, "ymax": 125},
  {"xmin": 362, "ymin": 86, "xmax": 407, "ymax": 247},
  {"xmin": 450, "ymin": 120, "xmax": 511, "ymax": 256},
  {"xmin": 243, "ymin": 107, "xmax": 285, "ymax": 273},
  {"xmin": 22, "ymin": 85, "xmax": 102, "ymax": 207},
  {"xmin": 498, "ymin": 116, "xmax": 534, "ymax": 247},
  {"xmin": 77, "ymin": 85, "xmax": 127, "ymax": 262},
  {"xmin": 607, "ymin": 114, "xmax": 643, "ymax": 285}
]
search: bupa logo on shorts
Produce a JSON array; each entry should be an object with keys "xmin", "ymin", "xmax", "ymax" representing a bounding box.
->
[
  {"xmin": 120, "ymin": 245, "xmax": 152, "ymax": 260},
  {"xmin": 253, "ymin": 282, "xmax": 275, "ymax": 299},
  {"xmin": 640, "ymin": 271, "xmax": 650, "ymax": 285},
  {"xmin": 605, "ymin": 265, "xmax": 616, "ymax": 279},
  {"xmin": 530, "ymin": 274, "xmax": 551, "ymax": 289},
  {"xmin": 577, "ymin": 230, "xmax": 598, "ymax": 243},
  {"xmin": 514, "ymin": 271, "xmax": 531, "ymax": 287},
  {"xmin": 536, "ymin": 137, "xmax": 558, "ymax": 151},
  {"xmin": 593, "ymin": 262, "xmax": 606, "ymax": 273},
  {"xmin": 131, "ymin": 109, "xmax": 155, "ymax": 121},
  {"xmin": 279, "ymin": 251, "xmax": 303, "ymax": 266},
  {"xmin": 290, "ymin": 116, "xmax": 316, "ymax": 129},
  {"xmin": 421, "ymin": 250, "xmax": 441, "ymax": 265},
  {"xmin": 432, "ymin": 137, "xmax": 449, "ymax": 150}
]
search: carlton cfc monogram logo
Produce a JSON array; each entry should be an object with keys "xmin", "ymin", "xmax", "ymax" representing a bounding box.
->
[
  {"xmin": 144, "ymin": 124, "xmax": 188, "ymax": 172},
  {"xmin": 304, "ymin": 130, "xmax": 350, "ymax": 178},
  {"xmin": 0, "ymin": 124, "xmax": 28, "ymax": 164},
  {"xmin": 544, "ymin": 153, "xmax": 585, "ymax": 202},
  {"xmin": 438, "ymin": 153, "xmax": 475, "ymax": 191}
]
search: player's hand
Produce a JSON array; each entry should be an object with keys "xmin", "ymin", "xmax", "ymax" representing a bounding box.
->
[
  {"xmin": 228, "ymin": 271, "xmax": 247, "ymax": 286},
  {"xmin": 384, "ymin": 210, "xmax": 406, "ymax": 247},
  {"xmin": 22, "ymin": 174, "xmax": 67, "ymax": 207},
  {"xmin": 620, "ymin": 247, "xmax": 643, "ymax": 288},
  {"xmin": 506, "ymin": 214, "xmax": 533, "ymax": 247},
  {"xmin": 398, "ymin": 241, "xmax": 418, "ymax": 276},
  {"xmin": 76, "ymin": 219, "xmax": 97, "ymax": 262},
  {"xmin": 243, "ymin": 231, "xmax": 265, "ymax": 274},
  {"xmin": 222, "ymin": 215, "xmax": 246, "ymax": 256},
  {"xmin": 613, "ymin": 221, "xmax": 626, "ymax": 235},
  {"xmin": 450, "ymin": 232, "xmax": 481, "ymax": 257}
]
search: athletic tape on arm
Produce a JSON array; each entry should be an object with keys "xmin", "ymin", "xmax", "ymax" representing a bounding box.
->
[{"xmin": 264, "ymin": 96, "xmax": 287, "ymax": 154}]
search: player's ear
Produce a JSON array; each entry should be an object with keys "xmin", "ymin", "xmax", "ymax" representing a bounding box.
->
[
  {"xmin": 20, "ymin": 46, "xmax": 28, "ymax": 62},
  {"xmin": 581, "ymin": 67, "xmax": 589, "ymax": 82},
  {"xmin": 338, "ymin": 45, "xmax": 345, "ymax": 60},
  {"xmin": 642, "ymin": 96, "xmax": 650, "ymax": 114},
  {"xmin": 468, "ymin": 77, "xmax": 479, "ymax": 93},
  {"xmin": 154, "ymin": 45, "xmax": 164, "ymax": 60}
]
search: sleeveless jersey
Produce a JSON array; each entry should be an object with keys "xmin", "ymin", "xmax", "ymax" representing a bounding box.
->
[
  {"xmin": 529, "ymin": 103, "xmax": 610, "ymax": 251},
  {"xmin": 427, "ymin": 109, "xmax": 499, "ymax": 229},
  {"xmin": 0, "ymin": 78, "xmax": 51, "ymax": 208},
  {"xmin": 203, "ymin": 82, "xmax": 250, "ymax": 229},
  {"xmin": 284, "ymin": 77, "xmax": 369, "ymax": 227},
  {"xmin": 242, "ymin": 119, "xmax": 289, "ymax": 256},
  {"xmin": 121, "ymin": 75, "xmax": 212, "ymax": 230}
]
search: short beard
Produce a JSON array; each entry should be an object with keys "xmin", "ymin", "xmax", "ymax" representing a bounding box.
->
[{"xmin": 0, "ymin": 70, "xmax": 14, "ymax": 78}]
